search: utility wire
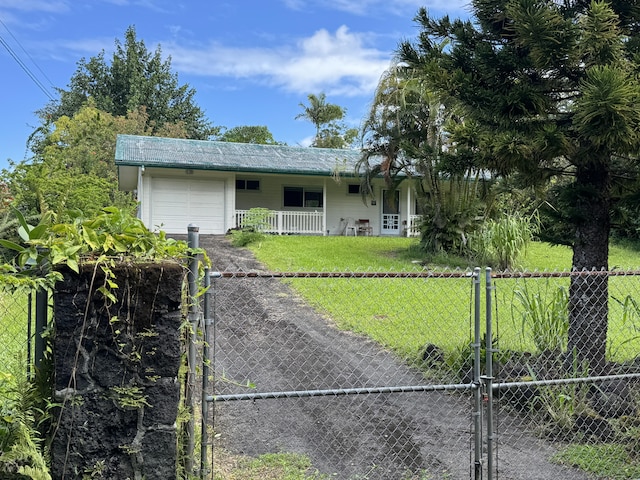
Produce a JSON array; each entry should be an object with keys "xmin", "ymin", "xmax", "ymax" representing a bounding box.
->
[
  {"xmin": 0, "ymin": 21, "xmax": 56, "ymax": 101},
  {"xmin": 0, "ymin": 16, "xmax": 57, "ymax": 90}
]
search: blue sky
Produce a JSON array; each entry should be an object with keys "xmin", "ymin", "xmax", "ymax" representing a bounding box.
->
[{"xmin": 0, "ymin": 0, "xmax": 470, "ymax": 172}]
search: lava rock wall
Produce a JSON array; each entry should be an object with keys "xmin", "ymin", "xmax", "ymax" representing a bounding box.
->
[{"xmin": 49, "ymin": 262, "xmax": 184, "ymax": 479}]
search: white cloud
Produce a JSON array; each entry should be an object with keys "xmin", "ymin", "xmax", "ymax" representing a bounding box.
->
[
  {"xmin": 280, "ymin": 0, "xmax": 470, "ymax": 16},
  {"xmin": 0, "ymin": 0, "xmax": 69, "ymax": 13},
  {"xmin": 167, "ymin": 25, "xmax": 392, "ymax": 98}
]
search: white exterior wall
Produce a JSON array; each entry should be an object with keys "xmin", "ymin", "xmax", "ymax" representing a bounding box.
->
[{"xmin": 136, "ymin": 167, "xmax": 416, "ymax": 236}]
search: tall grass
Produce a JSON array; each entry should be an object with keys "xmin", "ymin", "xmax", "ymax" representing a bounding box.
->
[
  {"xmin": 512, "ymin": 280, "xmax": 569, "ymax": 353},
  {"xmin": 471, "ymin": 212, "xmax": 540, "ymax": 270}
]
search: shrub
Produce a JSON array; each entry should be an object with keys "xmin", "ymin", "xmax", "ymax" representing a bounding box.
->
[
  {"xmin": 230, "ymin": 208, "xmax": 273, "ymax": 247},
  {"xmin": 471, "ymin": 211, "xmax": 540, "ymax": 270}
]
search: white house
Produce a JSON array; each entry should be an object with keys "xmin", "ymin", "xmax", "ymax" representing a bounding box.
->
[{"xmin": 115, "ymin": 134, "xmax": 421, "ymax": 236}]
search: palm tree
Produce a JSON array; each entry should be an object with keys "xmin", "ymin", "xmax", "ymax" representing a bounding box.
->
[{"xmin": 296, "ymin": 93, "xmax": 356, "ymax": 148}]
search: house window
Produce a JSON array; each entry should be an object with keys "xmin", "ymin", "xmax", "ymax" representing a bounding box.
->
[
  {"xmin": 283, "ymin": 186, "xmax": 323, "ymax": 208},
  {"xmin": 347, "ymin": 184, "xmax": 361, "ymax": 195},
  {"xmin": 236, "ymin": 179, "xmax": 260, "ymax": 191}
]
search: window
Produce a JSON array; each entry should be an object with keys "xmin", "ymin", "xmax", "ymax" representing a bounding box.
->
[
  {"xmin": 283, "ymin": 186, "xmax": 323, "ymax": 208},
  {"xmin": 236, "ymin": 179, "xmax": 260, "ymax": 191},
  {"xmin": 347, "ymin": 184, "xmax": 361, "ymax": 195}
]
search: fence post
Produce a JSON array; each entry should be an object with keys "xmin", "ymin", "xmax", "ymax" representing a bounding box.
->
[
  {"xmin": 34, "ymin": 247, "xmax": 49, "ymax": 371},
  {"xmin": 186, "ymin": 224, "xmax": 200, "ymax": 475},
  {"xmin": 201, "ymin": 268, "xmax": 212, "ymax": 478},
  {"xmin": 484, "ymin": 268, "xmax": 495, "ymax": 480},
  {"xmin": 472, "ymin": 267, "xmax": 483, "ymax": 480}
]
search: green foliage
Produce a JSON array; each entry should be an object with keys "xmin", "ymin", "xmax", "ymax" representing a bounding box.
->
[
  {"xmin": 230, "ymin": 208, "xmax": 273, "ymax": 247},
  {"xmin": 2, "ymin": 103, "xmax": 158, "ymax": 221},
  {"xmin": 0, "ymin": 372, "xmax": 51, "ymax": 480},
  {"xmin": 217, "ymin": 125, "xmax": 283, "ymax": 145},
  {"xmin": 512, "ymin": 280, "xmax": 569, "ymax": 353},
  {"xmin": 296, "ymin": 93, "xmax": 357, "ymax": 149},
  {"xmin": 553, "ymin": 444, "xmax": 640, "ymax": 479},
  {"xmin": 358, "ymin": 60, "xmax": 488, "ymax": 256},
  {"xmin": 0, "ymin": 206, "xmax": 205, "ymax": 294},
  {"xmin": 400, "ymin": 0, "xmax": 640, "ymax": 367},
  {"xmin": 471, "ymin": 212, "xmax": 540, "ymax": 270},
  {"xmin": 37, "ymin": 26, "xmax": 216, "ymax": 141}
]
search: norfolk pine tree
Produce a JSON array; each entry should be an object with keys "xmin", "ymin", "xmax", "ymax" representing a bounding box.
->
[{"xmin": 400, "ymin": 0, "xmax": 640, "ymax": 371}]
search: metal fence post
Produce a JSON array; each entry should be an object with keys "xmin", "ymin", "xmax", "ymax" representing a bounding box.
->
[
  {"xmin": 472, "ymin": 267, "xmax": 483, "ymax": 480},
  {"xmin": 186, "ymin": 224, "xmax": 200, "ymax": 475},
  {"xmin": 34, "ymin": 247, "xmax": 49, "ymax": 371},
  {"xmin": 484, "ymin": 268, "xmax": 495, "ymax": 480},
  {"xmin": 201, "ymin": 268, "xmax": 212, "ymax": 478}
]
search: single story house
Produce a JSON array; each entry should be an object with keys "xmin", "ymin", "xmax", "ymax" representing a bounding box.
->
[{"xmin": 115, "ymin": 134, "xmax": 421, "ymax": 236}]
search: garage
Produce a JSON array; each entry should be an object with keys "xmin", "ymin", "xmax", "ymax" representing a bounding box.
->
[{"xmin": 150, "ymin": 177, "xmax": 225, "ymax": 234}]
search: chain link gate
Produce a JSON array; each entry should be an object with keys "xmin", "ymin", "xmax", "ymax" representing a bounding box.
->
[{"xmin": 184, "ymin": 231, "xmax": 640, "ymax": 479}]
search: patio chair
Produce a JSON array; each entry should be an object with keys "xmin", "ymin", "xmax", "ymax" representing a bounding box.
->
[
  {"xmin": 343, "ymin": 218, "xmax": 357, "ymax": 236},
  {"xmin": 356, "ymin": 219, "xmax": 373, "ymax": 236}
]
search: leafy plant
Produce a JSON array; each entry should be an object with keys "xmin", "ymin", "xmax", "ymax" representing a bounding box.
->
[
  {"xmin": 471, "ymin": 211, "xmax": 540, "ymax": 270},
  {"xmin": 0, "ymin": 372, "xmax": 51, "ymax": 480},
  {"xmin": 526, "ymin": 356, "xmax": 591, "ymax": 437},
  {"xmin": 230, "ymin": 207, "xmax": 273, "ymax": 247},
  {"xmin": 0, "ymin": 206, "xmax": 207, "ymax": 299},
  {"xmin": 512, "ymin": 279, "xmax": 569, "ymax": 353}
]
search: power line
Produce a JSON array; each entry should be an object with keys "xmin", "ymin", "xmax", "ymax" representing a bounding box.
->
[
  {"xmin": 0, "ymin": 16, "xmax": 56, "ymax": 90},
  {"xmin": 0, "ymin": 19, "xmax": 56, "ymax": 101}
]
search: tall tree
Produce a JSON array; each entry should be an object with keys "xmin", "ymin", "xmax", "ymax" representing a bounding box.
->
[
  {"xmin": 37, "ymin": 26, "xmax": 217, "ymax": 143},
  {"xmin": 4, "ymin": 104, "xmax": 188, "ymax": 220},
  {"xmin": 296, "ymin": 93, "xmax": 358, "ymax": 148},
  {"xmin": 359, "ymin": 60, "xmax": 488, "ymax": 253},
  {"xmin": 400, "ymin": 0, "xmax": 640, "ymax": 371},
  {"xmin": 217, "ymin": 125, "xmax": 282, "ymax": 144}
]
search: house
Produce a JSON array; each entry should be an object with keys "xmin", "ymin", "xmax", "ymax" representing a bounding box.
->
[{"xmin": 115, "ymin": 134, "xmax": 421, "ymax": 236}]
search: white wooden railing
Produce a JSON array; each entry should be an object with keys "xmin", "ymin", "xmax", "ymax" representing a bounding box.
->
[
  {"xmin": 235, "ymin": 210, "xmax": 324, "ymax": 235},
  {"xmin": 406, "ymin": 215, "xmax": 422, "ymax": 237}
]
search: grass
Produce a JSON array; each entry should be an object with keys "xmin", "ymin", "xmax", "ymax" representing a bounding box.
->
[
  {"xmin": 247, "ymin": 236, "xmax": 640, "ymax": 362},
  {"xmin": 553, "ymin": 444, "xmax": 640, "ymax": 479},
  {"xmin": 213, "ymin": 452, "xmax": 329, "ymax": 480}
]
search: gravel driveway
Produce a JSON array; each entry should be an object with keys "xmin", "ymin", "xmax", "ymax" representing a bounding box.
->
[{"xmin": 199, "ymin": 235, "xmax": 591, "ymax": 480}]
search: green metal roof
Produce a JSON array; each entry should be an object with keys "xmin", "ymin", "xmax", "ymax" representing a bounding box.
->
[{"xmin": 115, "ymin": 134, "xmax": 364, "ymax": 176}]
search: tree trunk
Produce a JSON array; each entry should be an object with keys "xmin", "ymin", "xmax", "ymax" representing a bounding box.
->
[{"xmin": 567, "ymin": 160, "xmax": 610, "ymax": 374}]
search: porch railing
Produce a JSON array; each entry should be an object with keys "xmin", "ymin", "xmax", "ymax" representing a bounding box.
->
[
  {"xmin": 235, "ymin": 209, "xmax": 324, "ymax": 235},
  {"xmin": 406, "ymin": 215, "xmax": 422, "ymax": 237}
]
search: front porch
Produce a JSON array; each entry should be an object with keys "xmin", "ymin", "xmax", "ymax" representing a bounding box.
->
[{"xmin": 235, "ymin": 209, "xmax": 422, "ymax": 237}]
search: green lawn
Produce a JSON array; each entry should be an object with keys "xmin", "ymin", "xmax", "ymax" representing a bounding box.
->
[{"xmin": 247, "ymin": 236, "xmax": 640, "ymax": 364}]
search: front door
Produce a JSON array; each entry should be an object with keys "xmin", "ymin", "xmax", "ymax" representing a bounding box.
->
[{"xmin": 381, "ymin": 190, "xmax": 400, "ymax": 235}]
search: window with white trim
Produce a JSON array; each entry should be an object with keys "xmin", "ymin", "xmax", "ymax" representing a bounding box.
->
[{"xmin": 283, "ymin": 186, "xmax": 323, "ymax": 208}]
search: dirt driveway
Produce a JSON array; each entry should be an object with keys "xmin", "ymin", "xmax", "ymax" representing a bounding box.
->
[{"xmin": 200, "ymin": 235, "xmax": 590, "ymax": 480}]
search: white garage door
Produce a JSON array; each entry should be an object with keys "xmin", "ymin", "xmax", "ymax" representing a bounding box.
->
[{"xmin": 151, "ymin": 178, "xmax": 225, "ymax": 234}]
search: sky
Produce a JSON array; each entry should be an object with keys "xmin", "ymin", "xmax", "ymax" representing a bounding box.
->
[{"xmin": 0, "ymin": 0, "xmax": 471, "ymax": 172}]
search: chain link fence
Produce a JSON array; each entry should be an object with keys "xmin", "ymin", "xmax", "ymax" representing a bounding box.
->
[
  {"xmin": 491, "ymin": 270, "xmax": 640, "ymax": 479},
  {"xmin": 184, "ymin": 257, "xmax": 640, "ymax": 480},
  {"xmin": 0, "ymin": 285, "xmax": 38, "ymax": 380}
]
